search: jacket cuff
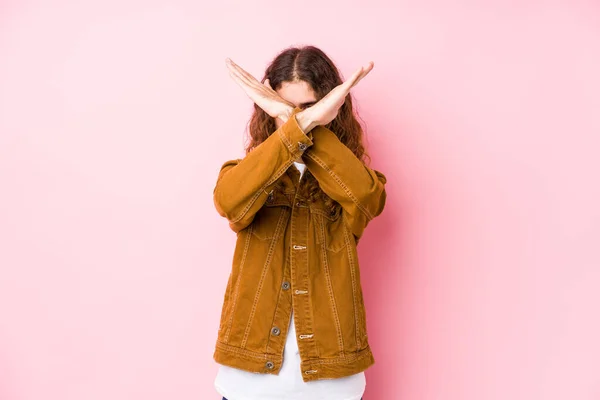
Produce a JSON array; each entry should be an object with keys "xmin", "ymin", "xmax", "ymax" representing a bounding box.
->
[{"xmin": 277, "ymin": 106, "xmax": 314, "ymax": 157}]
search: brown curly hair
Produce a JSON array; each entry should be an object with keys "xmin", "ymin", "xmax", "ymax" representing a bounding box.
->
[{"xmin": 245, "ymin": 45, "xmax": 372, "ymax": 213}]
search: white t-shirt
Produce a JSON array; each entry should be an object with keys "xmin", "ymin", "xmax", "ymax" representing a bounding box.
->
[{"xmin": 214, "ymin": 161, "xmax": 366, "ymax": 400}]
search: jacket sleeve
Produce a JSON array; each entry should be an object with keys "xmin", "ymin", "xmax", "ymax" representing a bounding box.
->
[
  {"xmin": 302, "ymin": 125, "xmax": 387, "ymax": 241},
  {"xmin": 213, "ymin": 107, "xmax": 313, "ymax": 233}
]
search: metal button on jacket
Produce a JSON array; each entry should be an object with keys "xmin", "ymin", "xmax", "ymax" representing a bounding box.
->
[{"xmin": 212, "ymin": 105, "xmax": 388, "ymax": 382}]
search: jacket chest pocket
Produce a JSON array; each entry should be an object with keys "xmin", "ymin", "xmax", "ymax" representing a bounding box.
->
[
  {"xmin": 311, "ymin": 205, "xmax": 347, "ymax": 253},
  {"xmin": 251, "ymin": 206, "xmax": 287, "ymax": 241}
]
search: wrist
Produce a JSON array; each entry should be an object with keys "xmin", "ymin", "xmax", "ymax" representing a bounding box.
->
[
  {"xmin": 295, "ymin": 110, "xmax": 317, "ymax": 134},
  {"xmin": 277, "ymin": 107, "xmax": 293, "ymax": 123}
]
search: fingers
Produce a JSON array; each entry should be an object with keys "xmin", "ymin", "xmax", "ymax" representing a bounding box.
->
[
  {"xmin": 225, "ymin": 59, "xmax": 248, "ymax": 89},
  {"xmin": 231, "ymin": 59, "xmax": 258, "ymax": 83},
  {"xmin": 347, "ymin": 61, "xmax": 374, "ymax": 89},
  {"xmin": 227, "ymin": 67, "xmax": 252, "ymax": 95},
  {"xmin": 264, "ymin": 78, "xmax": 277, "ymax": 94},
  {"xmin": 356, "ymin": 61, "xmax": 374, "ymax": 85},
  {"xmin": 227, "ymin": 58, "xmax": 262, "ymax": 90},
  {"xmin": 225, "ymin": 58, "xmax": 297, "ymax": 117},
  {"xmin": 226, "ymin": 59, "xmax": 257, "ymax": 90}
]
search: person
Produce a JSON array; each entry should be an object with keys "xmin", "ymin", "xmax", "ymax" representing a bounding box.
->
[{"xmin": 212, "ymin": 45, "xmax": 387, "ymax": 400}]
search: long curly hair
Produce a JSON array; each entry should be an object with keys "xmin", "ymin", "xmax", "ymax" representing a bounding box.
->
[{"xmin": 245, "ymin": 45, "xmax": 372, "ymax": 213}]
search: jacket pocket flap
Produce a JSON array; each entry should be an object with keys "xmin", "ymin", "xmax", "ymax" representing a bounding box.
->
[
  {"xmin": 264, "ymin": 189, "xmax": 292, "ymax": 208},
  {"xmin": 310, "ymin": 203, "xmax": 342, "ymax": 221}
]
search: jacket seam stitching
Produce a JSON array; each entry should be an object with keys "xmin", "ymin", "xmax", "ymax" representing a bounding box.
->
[
  {"xmin": 305, "ymin": 152, "xmax": 374, "ymax": 220},
  {"xmin": 216, "ymin": 340, "xmax": 272, "ymax": 361},
  {"xmin": 304, "ymin": 209, "xmax": 321, "ymax": 359},
  {"xmin": 278, "ymin": 125, "xmax": 294, "ymax": 152},
  {"xmin": 224, "ymin": 224, "xmax": 253, "ymax": 343},
  {"xmin": 216, "ymin": 341, "xmax": 371, "ymax": 365},
  {"xmin": 241, "ymin": 208, "xmax": 288, "ymax": 347},
  {"xmin": 265, "ymin": 273, "xmax": 285, "ymax": 357},
  {"xmin": 344, "ymin": 222, "xmax": 361, "ymax": 352},
  {"xmin": 309, "ymin": 345, "xmax": 373, "ymax": 365},
  {"xmin": 229, "ymin": 144, "xmax": 297, "ymax": 225},
  {"xmin": 319, "ymin": 214, "xmax": 345, "ymax": 356}
]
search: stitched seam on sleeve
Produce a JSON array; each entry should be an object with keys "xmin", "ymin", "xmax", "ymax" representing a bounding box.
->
[
  {"xmin": 305, "ymin": 152, "xmax": 374, "ymax": 220},
  {"xmin": 229, "ymin": 132, "xmax": 299, "ymax": 224},
  {"xmin": 278, "ymin": 127, "xmax": 294, "ymax": 152},
  {"xmin": 230, "ymin": 158, "xmax": 295, "ymax": 224}
]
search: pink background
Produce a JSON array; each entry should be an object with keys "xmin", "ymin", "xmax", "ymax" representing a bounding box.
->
[{"xmin": 1, "ymin": 1, "xmax": 599, "ymax": 399}]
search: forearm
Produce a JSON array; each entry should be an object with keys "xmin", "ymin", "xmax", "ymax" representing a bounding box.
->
[
  {"xmin": 213, "ymin": 107, "xmax": 314, "ymax": 231},
  {"xmin": 294, "ymin": 109, "xmax": 319, "ymax": 134},
  {"xmin": 301, "ymin": 125, "xmax": 387, "ymax": 239},
  {"xmin": 279, "ymin": 108, "xmax": 319, "ymax": 134}
]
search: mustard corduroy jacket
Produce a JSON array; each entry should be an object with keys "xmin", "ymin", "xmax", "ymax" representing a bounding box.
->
[{"xmin": 212, "ymin": 106, "xmax": 387, "ymax": 382}]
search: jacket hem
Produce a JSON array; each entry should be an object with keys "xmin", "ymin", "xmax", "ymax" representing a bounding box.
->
[{"xmin": 213, "ymin": 339, "xmax": 375, "ymax": 382}]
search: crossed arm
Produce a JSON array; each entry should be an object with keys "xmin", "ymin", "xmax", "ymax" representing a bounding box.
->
[
  {"xmin": 213, "ymin": 106, "xmax": 387, "ymax": 240},
  {"xmin": 302, "ymin": 121, "xmax": 387, "ymax": 241}
]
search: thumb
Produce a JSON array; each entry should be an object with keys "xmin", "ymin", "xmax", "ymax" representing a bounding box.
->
[{"xmin": 264, "ymin": 78, "xmax": 272, "ymax": 89}]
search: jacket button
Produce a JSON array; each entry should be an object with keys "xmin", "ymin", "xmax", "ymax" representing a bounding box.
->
[
  {"xmin": 298, "ymin": 142, "xmax": 308, "ymax": 151},
  {"xmin": 265, "ymin": 361, "xmax": 274, "ymax": 369},
  {"xmin": 282, "ymin": 281, "xmax": 290, "ymax": 290},
  {"xmin": 271, "ymin": 326, "xmax": 281, "ymax": 336}
]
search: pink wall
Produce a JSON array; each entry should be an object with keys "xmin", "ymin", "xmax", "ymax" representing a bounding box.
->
[{"xmin": 1, "ymin": 1, "xmax": 599, "ymax": 399}]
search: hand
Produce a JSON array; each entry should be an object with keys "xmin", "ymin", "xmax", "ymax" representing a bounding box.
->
[
  {"xmin": 301, "ymin": 61, "xmax": 374, "ymax": 127},
  {"xmin": 225, "ymin": 58, "xmax": 295, "ymax": 122}
]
